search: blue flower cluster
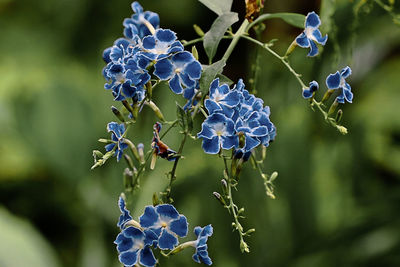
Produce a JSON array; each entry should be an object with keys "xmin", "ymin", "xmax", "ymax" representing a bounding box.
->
[
  {"xmin": 115, "ymin": 197, "xmax": 213, "ymax": 266},
  {"xmin": 102, "ymin": 1, "xmax": 202, "ymax": 105},
  {"xmin": 105, "ymin": 122, "xmax": 128, "ymax": 162},
  {"xmin": 197, "ymin": 79, "xmax": 276, "ymax": 156}
]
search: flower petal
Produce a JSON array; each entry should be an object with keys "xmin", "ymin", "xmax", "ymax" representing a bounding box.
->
[
  {"xmin": 312, "ymin": 29, "xmax": 328, "ymax": 45},
  {"xmin": 169, "ymin": 74, "xmax": 183, "ymax": 94},
  {"xmin": 156, "ymin": 204, "xmax": 180, "ymax": 220},
  {"xmin": 326, "ymin": 71, "xmax": 341, "ymax": 89},
  {"xmin": 341, "ymin": 66, "xmax": 352, "ymax": 78},
  {"xmin": 343, "ymin": 83, "xmax": 353, "ymax": 103},
  {"xmin": 305, "ymin": 11, "xmax": 321, "ymax": 28},
  {"xmin": 197, "ymin": 123, "xmax": 215, "ymax": 139},
  {"xmin": 155, "ymin": 29, "xmax": 176, "ymax": 43},
  {"xmin": 307, "ymin": 40, "xmax": 319, "ymax": 57},
  {"xmin": 115, "ymin": 233, "xmax": 134, "ymax": 252},
  {"xmin": 119, "ymin": 251, "xmax": 138, "ymax": 267},
  {"xmin": 204, "ymin": 99, "xmax": 222, "ymax": 114},
  {"xmin": 202, "ymin": 136, "xmax": 220, "ymax": 154},
  {"xmin": 221, "ymin": 91, "xmax": 240, "ymax": 107},
  {"xmin": 140, "ymin": 206, "xmax": 160, "ymax": 228},
  {"xmin": 142, "ymin": 36, "xmax": 156, "ymax": 49},
  {"xmin": 221, "ymin": 136, "xmax": 239, "ymax": 150},
  {"xmin": 295, "ymin": 32, "xmax": 310, "ymax": 48},
  {"xmin": 154, "ymin": 59, "xmax": 174, "ymax": 80},
  {"xmin": 244, "ymin": 135, "xmax": 260, "ymax": 152},
  {"xmin": 169, "ymin": 215, "xmax": 188, "ymax": 237},
  {"xmin": 184, "ymin": 60, "xmax": 202, "ymax": 80},
  {"xmin": 139, "ymin": 246, "xmax": 157, "ymax": 267},
  {"xmin": 158, "ymin": 228, "xmax": 179, "ymax": 250}
]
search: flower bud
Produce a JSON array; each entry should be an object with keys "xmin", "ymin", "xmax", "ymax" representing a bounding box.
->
[
  {"xmin": 146, "ymin": 101, "xmax": 165, "ymax": 122},
  {"xmin": 335, "ymin": 109, "xmax": 343, "ymax": 123},
  {"xmin": 137, "ymin": 143, "xmax": 145, "ymax": 164},
  {"xmin": 328, "ymin": 99, "xmax": 339, "ymax": 116},
  {"xmin": 221, "ymin": 179, "xmax": 228, "ymax": 193},
  {"xmin": 111, "ymin": 106, "xmax": 125, "ymax": 122},
  {"xmin": 193, "ymin": 24, "xmax": 205, "ymax": 37},
  {"xmin": 213, "ymin": 192, "xmax": 226, "ymax": 206}
]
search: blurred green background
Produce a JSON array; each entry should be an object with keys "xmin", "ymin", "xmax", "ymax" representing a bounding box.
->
[{"xmin": 1, "ymin": 0, "xmax": 399, "ymax": 266}]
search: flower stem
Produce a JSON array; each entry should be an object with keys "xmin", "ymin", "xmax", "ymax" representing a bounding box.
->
[{"xmin": 221, "ymin": 20, "xmax": 250, "ymax": 63}]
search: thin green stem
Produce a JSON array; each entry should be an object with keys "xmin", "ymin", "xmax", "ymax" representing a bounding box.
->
[
  {"xmin": 221, "ymin": 20, "xmax": 250, "ymax": 63},
  {"xmin": 183, "ymin": 35, "xmax": 234, "ymax": 47}
]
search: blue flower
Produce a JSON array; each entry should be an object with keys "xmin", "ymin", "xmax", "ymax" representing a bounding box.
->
[
  {"xmin": 295, "ymin": 11, "xmax": 328, "ymax": 57},
  {"xmin": 302, "ymin": 80, "xmax": 319, "ymax": 99},
  {"xmin": 105, "ymin": 122, "xmax": 128, "ymax": 161},
  {"xmin": 192, "ymin": 225, "xmax": 213, "ymax": 266},
  {"xmin": 123, "ymin": 1, "xmax": 160, "ymax": 39},
  {"xmin": 114, "ymin": 226, "xmax": 158, "ymax": 267},
  {"xmin": 103, "ymin": 39, "xmax": 150, "ymax": 102},
  {"xmin": 154, "ymin": 51, "xmax": 202, "ymax": 94},
  {"xmin": 326, "ymin": 66, "xmax": 353, "ymax": 103},
  {"xmin": 139, "ymin": 204, "xmax": 188, "ymax": 250},
  {"xmin": 197, "ymin": 113, "xmax": 239, "ymax": 154},
  {"xmin": 118, "ymin": 196, "xmax": 133, "ymax": 229},
  {"xmin": 204, "ymin": 78, "xmax": 240, "ymax": 117},
  {"xmin": 140, "ymin": 29, "xmax": 184, "ymax": 61}
]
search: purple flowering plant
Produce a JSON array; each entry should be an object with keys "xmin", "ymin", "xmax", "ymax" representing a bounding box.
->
[{"xmin": 92, "ymin": 0, "xmax": 356, "ymax": 265}]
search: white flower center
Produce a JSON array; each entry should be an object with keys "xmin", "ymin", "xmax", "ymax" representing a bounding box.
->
[
  {"xmin": 305, "ymin": 27, "xmax": 315, "ymax": 41},
  {"xmin": 213, "ymin": 122, "xmax": 226, "ymax": 136}
]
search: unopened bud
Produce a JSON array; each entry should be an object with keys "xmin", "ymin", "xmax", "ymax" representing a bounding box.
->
[
  {"xmin": 192, "ymin": 45, "xmax": 199, "ymax": 60},
  {"xmin": 137, "ymin": 143, "xmax": 145, "ymax": 164},
  {"xmin": 270, "ymin": 171, "xmax": 278, "ymax": 181},
  {"xmin": 335, "ymin": 109, "xmax": 343, "ymax": 123},
  {"xmin": 221, "ymin": 179, "xmax": 228, "ymax": 192},
  {"xmin": 337, "ymin": 125, "xmax": 348, "ymax": 135},
  {"xmin": 98, "ymin": 138, "xmax": 110, "ymax": 143},
  {"xmin": 152, "ymin": 192, "xmax": 159, "ymax": 206},
  {"xmin": 328, "ymin": 100, "xmax": 339, "ymax": 116},
  {"xmin": 245, "ymin": 228, "xmax": 256, "ymax": 235},
  {"xmin": 284, "ymin": 41, "xmax": 297, "ymax": 57},
  {"xmin": 122, "ymin": 99, "xmax": 134, "ymax": 113},
  {"xmin": 111, "ymin": 106, "xmax": 125, "ymax": 122},
  {"xmin": 240, "ymin": 239, "xmax": 250, "ymax": 253},
  {"xmin": 123, "ymin": 154, "xmax": 135, "ymax": 170},
  {"xmin": 92, "ymin": 150, "xmax": 103, "ymax": 163},
  {"xmin": 321, "ymin": 89, "xmax": 335, "ymax": 103},
  {"xmin": 123, "ymin": 168, "xmax": 134, "ymax": 190},
  {"xmin": 213, "ymin": 192, "xmax": 226, "ymax": 206},
  {"xmin": 193, "ymin": 24, "xmax": 205, "ymax": 37},
  {"xmin": 146, "ymin": 101, "xmax": 165, "ymax": 122}
]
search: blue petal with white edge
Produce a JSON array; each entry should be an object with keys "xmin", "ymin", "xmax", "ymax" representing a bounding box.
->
[
  {"xmin": 154, "ymin": 59, "xmax": 174, "ymax": 80},
  {"xmin": 308, "ymin": 40, "xmax": 319, "ymax": 57},
  {"xmin": 169, "ymin": 215, "xmax": 188, "ymax": 237},
  {"xmin": 115, "ymin": 232, "xmax": 134, "ymax": 252},
  {"xmin": 305, "ymin": 11, "xmax": 321, "ymax": 28},
  {"xmin": 312, "ymin": 29, "xmax": 328, "ymax": 45},
  {"xmin": 156, "ymin": 204, "xmax": 180, "ymax": 220},
  {"xmin": 326, "ymin": 71, "xmax": 341, "ymax": 89},
  {"xmin": 169, "ymin": 74, "xmax": 183, "ymax": 94},
  {"xmin": 117, "ymin": 196, "xmax": 132, "ymax": 229},
  {"xmin": 341, "ymin": 66, "xmax": 352, "ymax": 78},
  {"xmin": 204, "ymin": 99, "xmax": 222, "ymax": 114},
  {"xmin": 202, "ymin": 136, "xmax": 220, "ymax": 154},
  {"xmin": 158, "ymin": 228, "xmax": 179, "ymax": 250},
  {"xmin": 119, "ymin": 251, "xmax": 138, "ymax": 267},
  {"xmin": 156, "ymin": 29, "xmax": 176, "ymax": 43},
  {"xmin": 139, "ymin": 246, "xmax": 157, "ymax": 267},
  {"xmin": 140, "ymin": 206, "xmax": 160, "ymax": 228},
  {"xmin": 185, "ymin": 61, "xmax": 202, "ymax": 80},
  {"xmin": 221, "ymin": 136, "xmax": 239, "ymax": 149},
  {"xmin": 197, "ymin": 123, "xmax": 215, "ymax": 139},
  {"xmin": 295, "ymin": 32, "xmax": 310, "ymax": 48},
  {"xmin": 244, "ymin": 135, "xmax": 260, "ymax": 152}
]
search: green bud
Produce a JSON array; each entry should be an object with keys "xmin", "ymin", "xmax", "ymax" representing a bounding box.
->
[
  {"xmin": 240, "ymin": 239, "xmax": 250, "ymax": 253},
  {"xmin": 98, "ymin": 138, "xmax": 111, "ymax": 143},
  {"xmin": 270, "ymin": 171, "xmax": 278, "ymax": 181},
  {"xmin": 262, "ymin": 146, "xmax": 267, "ymax": 160},
  {"xmin": 123, "ymin": 168, "xmax": 134, "ymax": 190},
  {"xmin": 284, "ymin": 41, "xmax": 297, "ymax": 57},
  {"xmin": 92, "ymin": 150, "xmax": 103, "ymax": 162},
  {"xmin": 221, "ymin": 179, "xmax": 228, "ymax": 193},
  {"xmin": 111, "ymin": 106, "xmax": 125, "ymax": 122},
  {"xmin": 137, "ymin": 143, "xmax": 145, "ymax": 164},
  {"xmin": 192, "ymin": 45, "xmax": 199, "ymax": 60},
  {"xmin": 122, "ymin": 100, "xmax": 134, "ymax": 113},
  {"xmin": 213, "ymin": 192, "xmax": 226, "ymax": 206},
  {"xmin": 152, "ymin": 192, "xmax": 159, "ymax": 206},
  {"xmin": 321, "ymin": 89, "xmax": 335, "ymax": 103},
  {"xmin": 245, "ymin": 228, "xmax": 256, "ymax": 235},
  {"xmin": 193, "ymin": 24, "xmax": 205, "ymax": 37},
  {"xmin": 335, "ymin": 109, "xmax": 343, "ymax": 123},
  {"xmin": 337, "ymin": 125, "xmax": 348, "ymax": 135},
  {"xmin": 146, "ymin": 101, "xmax": 165, "ymax": 122},
  {"xmin": 328, "ymin": 100, "xmax": 339, "ymax": 116}
]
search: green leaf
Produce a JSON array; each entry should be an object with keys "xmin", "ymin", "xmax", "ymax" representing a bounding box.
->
[
  {"xmin": 248, "ymin": 13, "xmax": 306, "ymax": 29},
  {"xmin": 203, "ymin": 12, "xmax": 238, "ymax": 61},
  {"xmin": 176, "ymin": 103, "xmax": 192, "ymax": 132},
  {"xmin": 216, "ymin": 74, "xmax": 234, "ymax": 86},
  {"xmin": 199, "ymin": 59, "xmax": 226, "ymax": 94},
  {"xmin": 198, "ymin": 0, "xmax": 233, "ymax": 16}
]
